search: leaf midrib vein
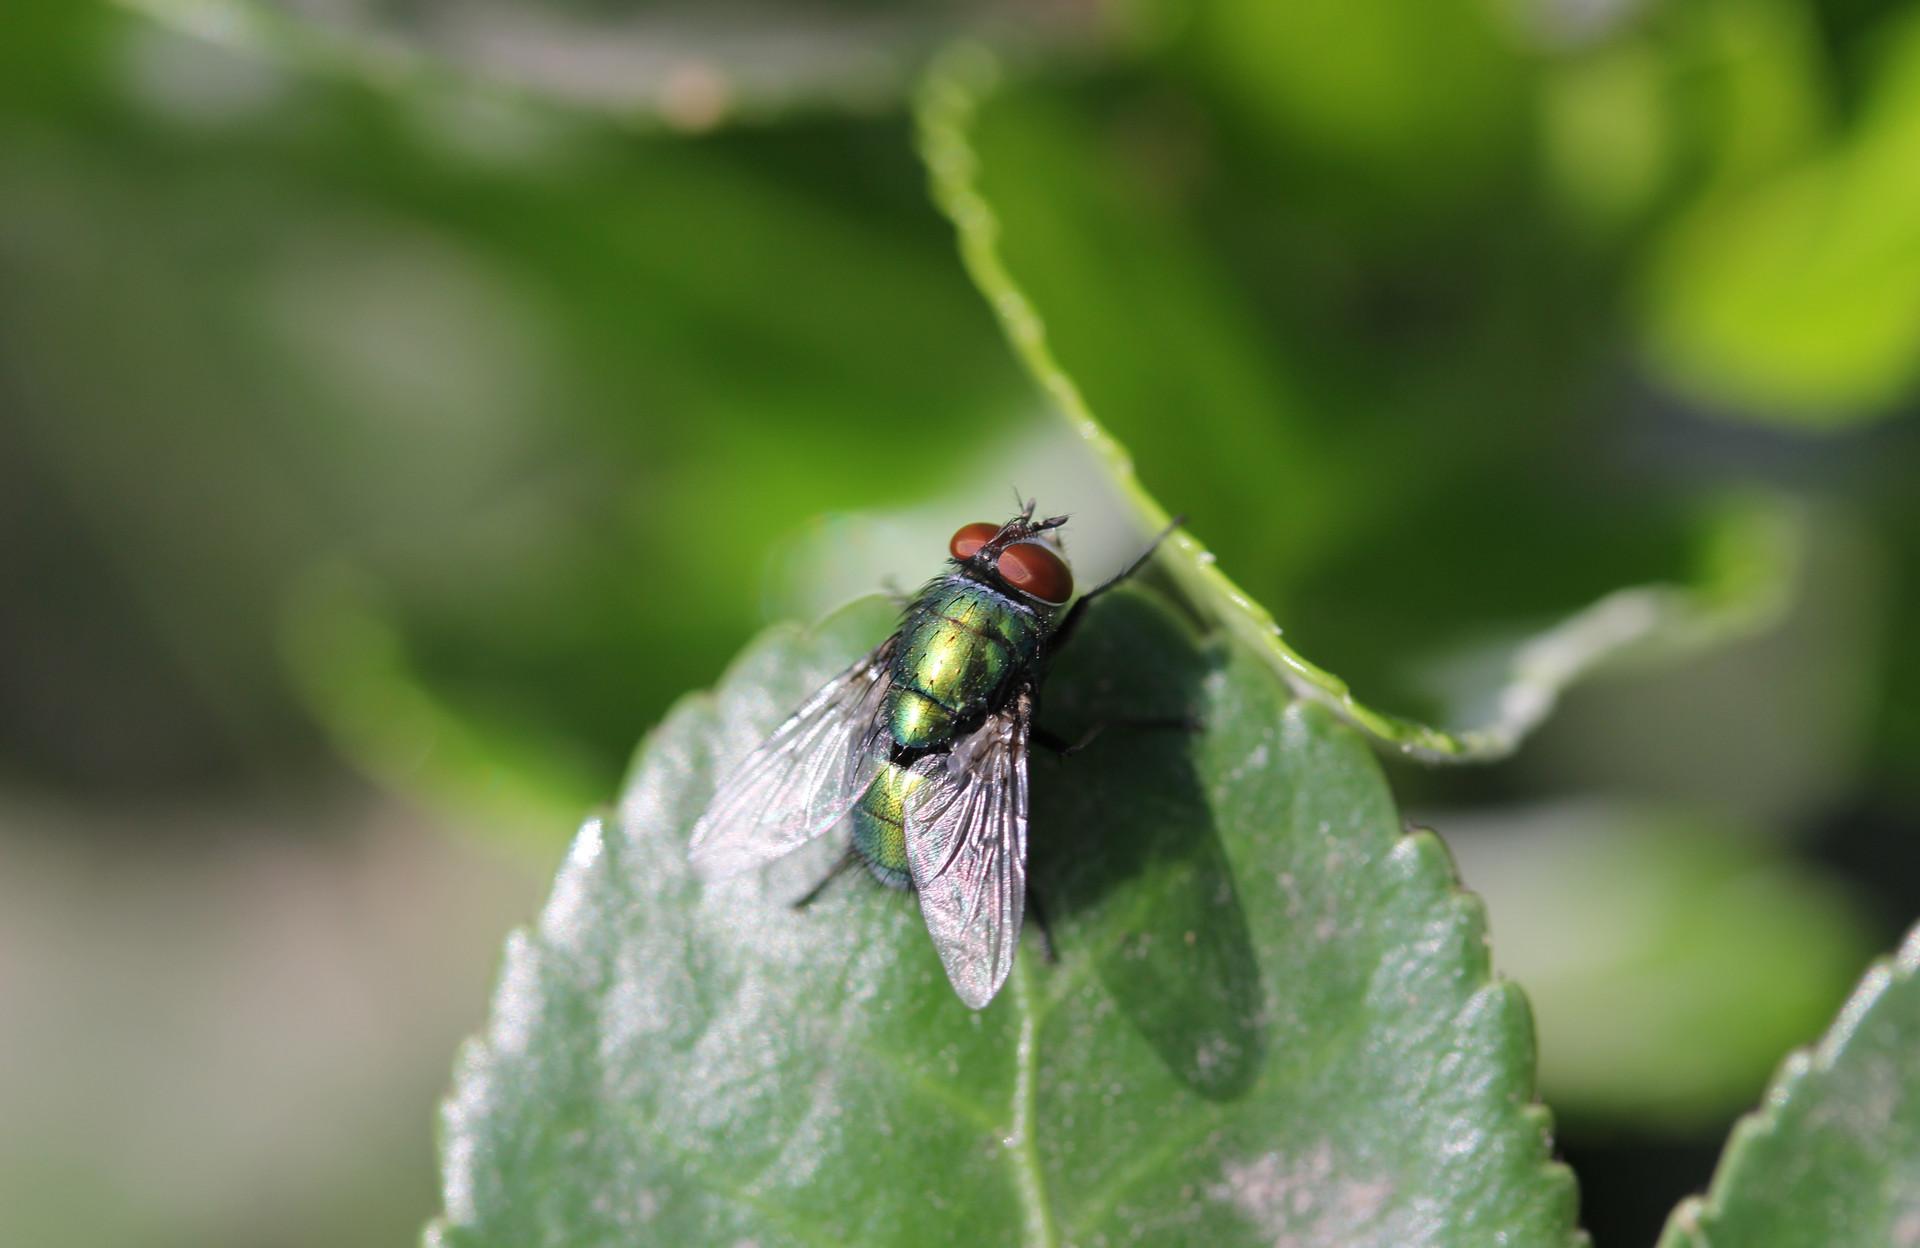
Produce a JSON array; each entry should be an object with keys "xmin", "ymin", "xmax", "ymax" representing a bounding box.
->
[{"xmin": 1009, "ymin": 955, "xmax": 1059, "ymax": 1248}]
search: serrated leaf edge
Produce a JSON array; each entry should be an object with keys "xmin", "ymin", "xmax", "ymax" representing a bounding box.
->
[{"xmin": 1658, "ymin": 921, "xmax": 1920, "ymax": 1247}]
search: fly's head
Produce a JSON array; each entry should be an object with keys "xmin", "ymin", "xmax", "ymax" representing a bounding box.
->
[{"xmin": 947, "ymin": 500, "xmax": 1074, "ymax": 608}]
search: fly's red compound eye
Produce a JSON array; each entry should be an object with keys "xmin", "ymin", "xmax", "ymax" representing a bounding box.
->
[
  {"xmin": 949, "ymin": 522, "xmax": 1000, "ymax": 561},
  {"xmin": 996, "ymin": 541, "xmax": 1073, "ymax": 604}
]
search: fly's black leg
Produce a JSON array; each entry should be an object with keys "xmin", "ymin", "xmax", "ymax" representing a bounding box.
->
[
  {"xmin": 1034, "ymin": 715, "xmax": 1199, "ymax": 758},
  {"xmin": 791, "ymin": 848, "xmax": 860, "ymax": 911},
  {"xmin": 1049, "ymin": 515, "xmax": 1184, "ymax": 653},
  {"xmin": 1033, "ymin": 724, "xmax": 1094, "ymax": 756},
  {"xmin": 1026, "ymin": 882, "xmax": 1059, "ymax": 963}
]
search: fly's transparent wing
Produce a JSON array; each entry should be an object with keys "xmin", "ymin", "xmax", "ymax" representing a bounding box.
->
[
  {"xmin": 688, "ymin": 638, "xmax": 895, "ymax": 879},
  {"xmin": 903, "ymin": 689, "xmax": 1030, "ymax": 1009}
]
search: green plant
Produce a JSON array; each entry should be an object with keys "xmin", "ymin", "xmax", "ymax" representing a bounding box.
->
[
  {"xmin": 417, "ymin": 35, "xmax": 1916, "ymax": 1248},
  {"xmin": 422, "ymin": 59, "xmax": 1914, "ymax": 1240},
  {"xmin": 17, "ymin": 1, "xmax": 1916, "ymax": 1242}
]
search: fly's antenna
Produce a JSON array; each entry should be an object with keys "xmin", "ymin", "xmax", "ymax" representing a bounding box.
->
[
  {"xmin": 986, "ymin": 496, "xmax": 1067, "ymax": 551},
  {"xmin": 992, "ymin": 493, "xmax": 1042, "ymax": 547}
]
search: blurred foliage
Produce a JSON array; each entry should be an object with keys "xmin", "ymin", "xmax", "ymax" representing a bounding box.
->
[
  {"xmin": 924, "ymin": 47, "xmax": 1819, "ymax": 765},
  {"xmin": 1475, "ymin": 502, "xmax": 1882, "ymax": 826},
  {"xmin": 1446, "ymin": 802, "xmax": 1871, "ymax": 1127},
  {"xmin": 1641, "ymin": 5, "xmax": 1920, "ymax": 424},
  {"xmin": 7, "ymin": 0, "xmax": 1918, "ymax": 809},
  {"xmin": 6, "ymin": 0, "xmax": 1920, "ymax": 1243},
  {"xmin": 2, "ymin": 0, "xmax": 1038, "ymax": 809}
]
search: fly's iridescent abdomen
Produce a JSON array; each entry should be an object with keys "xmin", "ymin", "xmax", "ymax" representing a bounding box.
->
[
  {"xmin": 850, "ymin": 762, "xmax": 922, "ymax": 887},
  {"xmin": 852, "ymin": 576, "xmax": 1047, "ymax": 887}
]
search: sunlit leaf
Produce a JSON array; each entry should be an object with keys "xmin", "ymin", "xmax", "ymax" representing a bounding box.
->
[{"xmin": 430, "ymin": 588, "xmax": 1581, "ymax": 1246}]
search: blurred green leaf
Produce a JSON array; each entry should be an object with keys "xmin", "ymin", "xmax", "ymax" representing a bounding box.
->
[
  {"xmin": 1446, "ymin": 803, "xmax": 1871, "ymax": 1127},
  {"xmin": 1538, "ymin": 0, "xmax": 1824, "ymax": 232},
  {"xmin": 1666, "ymin": 0, "xmax": 1829, "ymax": 191},
  {"xmin": 1156, "ymin": 0, "xmax": 1529, "ymax": 207},
  {"xmin": 1510, "ymin": 504, "xmax": 1882, "ymax": 824},
  {"xmin": 1539, "ymin": 39, "xmax": 1675, "ymax": 233},
  {"xmin": 1537, "ymin": 0, "xmax": 1830, "ymax": 236},
  {"xmin": 1640, "ymin": 7, "xmax": 1920, "ymax": 425},
  {"xmin": 283, "ymin": 567, "xmax": 607, "ymax": 841},
  {"xmin": 430, "ymin": 588, "xmax": 1580, "ymax": 1246},
  {"xmin": 1660, "ymin": 922, "xmax": 1920, "ymax": 1246}
]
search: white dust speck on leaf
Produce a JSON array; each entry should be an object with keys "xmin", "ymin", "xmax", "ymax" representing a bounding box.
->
[
  {"xmin": 1439, "ymin": 1120, "xmax": 1486, "ymax": 1159},
  {"xmin": 1193, "ymin": 1034, "xmax": 1240, "ymax": 1077},
  {"xmin": 1221, "ymin": 741, "xmax": 1271, "ymax": 787},
  {"xmin": 1276, "ymin": 871, "xmax": 1302, "ymax": 920},
  {"xmin": 1209, "ymin": 1143, "xmax": 1403, "ymax": 1248}
]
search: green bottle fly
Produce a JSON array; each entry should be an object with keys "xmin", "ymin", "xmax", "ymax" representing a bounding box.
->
[
  {"xmin": 688, "ymin": 503, "xmax": 1173, "ymax": 1008},
  {"xmin": 853, "ymin": 570, "xmax": 1055, "ymax": 886}
]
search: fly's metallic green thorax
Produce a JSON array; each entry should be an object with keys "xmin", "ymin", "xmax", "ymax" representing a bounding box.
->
[{"xmin": 882, "ymin": 574, "xmax": 1050, "ymax": 752}]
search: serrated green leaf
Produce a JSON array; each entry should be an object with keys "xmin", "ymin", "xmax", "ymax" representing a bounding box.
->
[
  {"xmin": 1660, "ymin": 923, "xmax": 1920, "ymax": 1246},
  {"xmin": 429, "ymin": 587, "xmax": 1581, "ymax": 1246}
]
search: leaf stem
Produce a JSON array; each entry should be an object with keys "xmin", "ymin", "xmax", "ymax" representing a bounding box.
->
[{"xmin": 915, "ymin": 47, "xmax": 1801, "ymax": 765}]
